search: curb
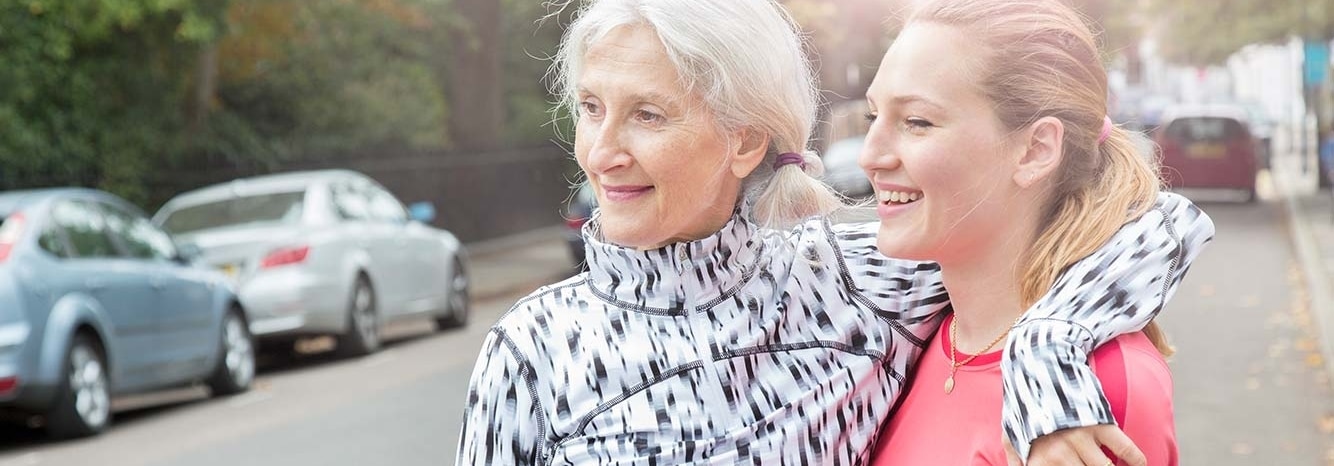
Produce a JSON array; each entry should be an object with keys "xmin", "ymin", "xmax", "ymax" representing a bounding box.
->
[
  {"xmin": 465, "ymin": 225, "xmax": 567, "ymax": 259},
  {"xmin": 464, "ymin": 225, "xmax": 576, "ymax": 302},
  {"xmin": 1275, "ymin": 166, "xmax": 1334, "ymax": 376},
  {"xmin": 472, "ymin": 272, "xmax": 573, "ymax": 303}
]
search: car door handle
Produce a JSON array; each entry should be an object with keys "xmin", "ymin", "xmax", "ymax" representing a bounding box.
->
[
  {"xmin": 86, "ymin": 279, "xmax": 107, "ymax": 291},
  {"xmin": 149, "ymin": 277, "xmax": 166, "ymax": 290}
]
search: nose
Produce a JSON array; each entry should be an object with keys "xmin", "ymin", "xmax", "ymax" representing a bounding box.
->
[
  {"xmin": 858, "ymin": 123, "xmax": 902, "ymax": 175},
  {"xmin": 582, "ymin": 119, "xmax": 633, "ymax": 175}
]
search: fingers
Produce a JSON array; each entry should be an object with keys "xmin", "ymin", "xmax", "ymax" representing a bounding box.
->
[
  {"xmin": 1027, "ymin": 432, "xmax": 1086, "ymax": 466},
  {"xmin": 1092, "ymin": 426, "xmax": 1147, "ymax": 466},
  {"xmin": 1004, "ymin": 438, "xmax": 1023, "ymax": 466},
  {"xmin": 1026, "ymin": 425, "xmax": 1145, "ymax": 466}
]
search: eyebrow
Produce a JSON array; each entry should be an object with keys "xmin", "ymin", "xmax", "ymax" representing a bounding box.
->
[
  {"xmin": 577, "ymin": 86, "xmax": 681, "ymax": 107},
  {"xmin": 867, "ymin": 93, "xmax": 946, "ymax": 113}
]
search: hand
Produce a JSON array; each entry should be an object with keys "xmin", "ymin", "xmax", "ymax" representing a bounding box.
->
[{"xmin": 1003, "ymin": 424, "xmax": 1147, "ymax": 466}]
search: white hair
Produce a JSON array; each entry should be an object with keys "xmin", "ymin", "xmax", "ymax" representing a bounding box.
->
[{"xmin": 551, "ymin": 0, "xmax": 847, "ymax": 228}]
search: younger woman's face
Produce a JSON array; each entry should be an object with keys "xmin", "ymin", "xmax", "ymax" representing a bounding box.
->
[{"xmin": 858, "ymin": 23, "xmax": 1026, "ymax": 265}]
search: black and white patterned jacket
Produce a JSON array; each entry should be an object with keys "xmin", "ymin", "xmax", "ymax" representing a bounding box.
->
[{"xmin": 457, "ymin": 192, "xmax": 1213, "ymax": 465}]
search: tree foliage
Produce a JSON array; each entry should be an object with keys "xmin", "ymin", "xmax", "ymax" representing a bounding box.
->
[
  {"xmin": 1147, "ymin": 0, "xmax": 1334, "ymax": 65},
  {"xmin": 1, "ymin": 0, "xmax": 579, "ymax": 206},
  {"xmin": 0, "ymin": 0, "xmax": 227, "ymax": 202},
  {"xmin": 208, "ymin": 0, "xmax": 451, "ymax": 163}
]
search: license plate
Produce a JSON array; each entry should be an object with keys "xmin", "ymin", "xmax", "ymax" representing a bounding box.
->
[{"xmin": 1186, "ymin": 143, "xmax": 1225, "ymax": 159}]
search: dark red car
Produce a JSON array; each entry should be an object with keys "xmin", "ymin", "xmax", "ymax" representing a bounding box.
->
[{"xmin": 1154, "ymin": 105, "xmax": 1259, "ymax": 202}]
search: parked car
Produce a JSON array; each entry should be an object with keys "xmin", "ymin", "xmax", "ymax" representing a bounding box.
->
[
  {"xmin": 1154, "ymin": 104, "xmax": 1259, "ymax": 202},
  {"xmin": 821, "ymin": 136, "xmax": 873, "ymax": 198},
  {"xmin": 153, "ymin": 170, "xmax": 469, "ymax": 357},
  {"xmin": 564, "ymin": 183, "xmax": 596, "ymax": 270},
  {"xmin": 0, "ymin": 188, "xmax": 253, "ymax": 437}
]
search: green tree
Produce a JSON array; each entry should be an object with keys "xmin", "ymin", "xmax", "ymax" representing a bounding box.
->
[
  {"xmin": 0, "ymin": 0, "xmax": 228, "ymax": 203},
  {"xmin": 1147, "ymin": 0, "xmax": 1333, "ymax": 65},
  {"xmin": 205, "ymin": 0, "xmax": 449, "ymax": 164}
]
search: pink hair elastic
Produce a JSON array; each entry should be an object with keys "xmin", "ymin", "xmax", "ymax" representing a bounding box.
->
[
  {"xmin": 774, "ymin": 152, "xmax": 806, "ymax": 170},
  {"xmin": 1097, "ymin": 116, "xmax": 1113, "ymax": 144}
]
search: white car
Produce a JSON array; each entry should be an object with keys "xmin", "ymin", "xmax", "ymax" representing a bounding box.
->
[
  {"xmin": 153, "ymin": 170, "xmax": 469, "ymax": 357},
  {"xmin": 821, "ymin": 136, "xmax": 872, "ymax": 197}
]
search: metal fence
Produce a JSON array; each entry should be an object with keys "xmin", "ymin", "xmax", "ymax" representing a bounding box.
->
[{"xmin": 150, "ymin": 145, "xmax": 578, "ymax": 244}]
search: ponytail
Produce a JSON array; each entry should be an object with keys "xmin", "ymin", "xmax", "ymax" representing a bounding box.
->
[
  {"xmin": 1018, "ymin": 125, "xmax": 1175, "ymax": 357},
  {"xmin": 748, "ymin": 150, "xmax": 850, "ymax": 229}
]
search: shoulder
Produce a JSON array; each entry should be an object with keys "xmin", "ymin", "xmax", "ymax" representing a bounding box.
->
[
  {"xmin": 1092, "ymin": 333, "xmax": 1172, "ymax": 396},
  {"xmin": 825, "ymin": 219, "xmax": 941, "ymax": 290},
  {"xmin": 1092, "ymin": 333, "xmax": 1176, "ymax": 457},
  {"xmin": 490, "ymin": 274, "xmax": 591, "ymax": 355}
]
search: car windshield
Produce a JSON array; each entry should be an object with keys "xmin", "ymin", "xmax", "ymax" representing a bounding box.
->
[
  {"xmin": 160, "ymin": 191, "xmax": 305, "ymax": 234},
  {"xmin": 1164, "ymin": 117, "xmax": 1245, "ymax": 143}
]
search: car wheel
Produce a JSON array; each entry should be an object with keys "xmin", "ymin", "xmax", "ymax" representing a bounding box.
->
[
  {"xmin": 207, "ymin": 310, "xmax": 255, "ymax": 396},
  {"xmin": 436, "ymin": 258, "xmax": 469, "ymax": 330},
  {"xmin": 47, "ymin": 335, "xmax": 111, "ymax": 438},
  {"xmin": 338, "ymin": 276, "xmax": 379, "ymax": 357}
]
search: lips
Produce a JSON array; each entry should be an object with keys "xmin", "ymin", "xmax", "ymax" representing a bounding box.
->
[{"xmin": 601, "ymin": 185, "xmax": 654, "ymax": 202}]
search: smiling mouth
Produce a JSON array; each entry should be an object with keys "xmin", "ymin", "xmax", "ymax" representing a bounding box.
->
[{"xmin": 878, "ymin": 189, "xmax": 923, "ymax": 205}]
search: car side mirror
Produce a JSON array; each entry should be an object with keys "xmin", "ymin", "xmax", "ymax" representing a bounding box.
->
[
  {"xmin": 408, "ymin": 202, "xmax": 436, "ymax": 224},
  {"xmin": 176, "ymin": 242, "xmax": 203, "ymax": 265}
]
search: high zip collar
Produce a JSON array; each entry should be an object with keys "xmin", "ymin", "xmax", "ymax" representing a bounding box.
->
[{"xmin": 582, "ymin": 212, "xmax": 765, "ymax": 315}]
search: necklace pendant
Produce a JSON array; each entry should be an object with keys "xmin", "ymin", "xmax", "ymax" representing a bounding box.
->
[{"xmin": 944, "ymin": 375, "xmax": 955, "ymax": 394}]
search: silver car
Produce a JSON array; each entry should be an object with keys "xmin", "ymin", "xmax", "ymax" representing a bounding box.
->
[
  {"xmin": 820, "ymin": 136, "xmax": 872, "ymax": 198},
  {"xmin": 152, "ymin": 170, "xmax": 469, "ymax": 357},
  {"xmin": 0, "ymin": 188, "xmax": 253, "ymax": 438}
]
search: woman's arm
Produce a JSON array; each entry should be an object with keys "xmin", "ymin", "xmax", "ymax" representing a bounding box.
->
[
  {"xmin": 999, "ymin": 192, "xmax": 1213, "ymax": 460},
  {"xmin": 456, "ymin": 329, "xmax": 546, "ymax": 465}
]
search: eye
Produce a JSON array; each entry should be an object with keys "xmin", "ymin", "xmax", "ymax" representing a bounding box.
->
[
  {"xmin": 634, "ymin": 109, "xmax": 664, "ymax": 125},
  {"xmin": 903, "ymin": 117, "xmax": 935, "ymax": 134},
  {"xmin": 579, "ymin": 101, "xmax": 603, "ymax": 118},
  {"xmin": 863, "ymin": 112, "xmax": 878, "ymax": 122}
]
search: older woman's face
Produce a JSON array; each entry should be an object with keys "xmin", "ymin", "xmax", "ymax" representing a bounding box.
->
[
  {"xmin": 575, "ymin": 24, "xmax": 750, "ymax": 250},
  {"xmin": 858, "ymin": 23, "xmax": 1026, "ymax": 265}
]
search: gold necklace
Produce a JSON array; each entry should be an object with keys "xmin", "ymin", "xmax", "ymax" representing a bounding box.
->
[{"xmin": 944, "ymin": 316, "xmax": 1021, "ymax": 394}]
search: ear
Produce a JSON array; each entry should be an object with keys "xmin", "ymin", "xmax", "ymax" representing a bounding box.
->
[
  {"xmin": 729, "ymin": 128, "xmax": 770, "ymax": 179},
  {"xmin": 1013, "ymin": 116, "xmax": 1064, "ymax": 188}
]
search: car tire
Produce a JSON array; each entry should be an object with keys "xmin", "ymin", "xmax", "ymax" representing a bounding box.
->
[
  {"xmin": 436, "ymin": 258, "xmax": 470, "ymax": 330},
  {"xmin": 206, "ymin": 309, "xmax": 255, "ymax": 397},
  {"xmin": 46, "ymin": 334, "xmax": 111, "ymax": 438},
  {"xmin": 338, "ymin": 276, "xmax": 379, "ymax": 357}
]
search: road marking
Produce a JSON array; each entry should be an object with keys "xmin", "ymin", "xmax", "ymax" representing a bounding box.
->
[
  {"xmin": 225, "ymin": 390, "xmax": 274, "ymax": 408},
  {"xmin": 0, "ymin": 453, "xmax": 40, "ymax": 466}
]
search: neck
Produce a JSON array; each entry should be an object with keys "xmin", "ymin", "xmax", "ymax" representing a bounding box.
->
[{"xmin": 938, "ymin": 223, "xmax": 1037, "ymax": 354}]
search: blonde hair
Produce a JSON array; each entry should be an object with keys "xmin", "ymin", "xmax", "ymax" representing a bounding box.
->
[
  {"xmin": 909, "ymin": 0, "xmax": 1172, "ymax": 355},
  {"xmin": 551, "ymin": 0, "xmax": 845, "ymax": 228}
]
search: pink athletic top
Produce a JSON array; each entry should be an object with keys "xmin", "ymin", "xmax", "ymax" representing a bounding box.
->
[{"xmin": 871, "ymin": 315, "xmax": 1178, "ymax": 465}]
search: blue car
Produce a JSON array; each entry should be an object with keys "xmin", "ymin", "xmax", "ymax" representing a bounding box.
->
[{"xmin": 0, "ymin": 189, "xmax": 254, "ymax": 437}]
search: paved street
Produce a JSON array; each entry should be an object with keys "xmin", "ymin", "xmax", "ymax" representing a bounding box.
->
[
  {"xmin": 0, "ymin": 288, "xmax": 531, "ymax": 466},
  {"xmin": 1, "ymin": 165, "xmax": 1333, "ymax": 465},
  {"xmin": 1161, "ymin": 164, "xmax": 1333, "ymax": 465}
]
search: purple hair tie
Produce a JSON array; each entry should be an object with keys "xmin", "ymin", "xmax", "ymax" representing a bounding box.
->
[
  {"xmin": 1097, "ymin": 116, "xmax": 1113, "ymax": 144},
  {"xmin": 774, "ymin": 152, "xmax": 806, "ymax": 170}
]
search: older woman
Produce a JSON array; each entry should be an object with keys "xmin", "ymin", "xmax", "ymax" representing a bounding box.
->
[{"xmin": 456, "ymin": 0, "xmax": 1212, "ymax": 464}]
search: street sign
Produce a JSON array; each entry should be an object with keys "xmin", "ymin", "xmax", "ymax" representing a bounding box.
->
[{"xmin": 1305, "ymin": 40, "xmax": 1330, "ymax": 88}]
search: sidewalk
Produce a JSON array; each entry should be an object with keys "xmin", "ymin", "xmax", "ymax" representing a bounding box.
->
[
  {"xmin": 465, "ymin": 225, "xmax": 578, "ymax": 302},
  {"xmin": 1272, "ymin": 153, "xmax": 1334, "ymax": 377}
]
